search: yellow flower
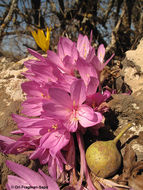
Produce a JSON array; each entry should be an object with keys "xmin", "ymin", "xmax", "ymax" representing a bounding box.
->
[{"xmin": 31, "ymin": 27, "xmax": 51, "ymax": 52}]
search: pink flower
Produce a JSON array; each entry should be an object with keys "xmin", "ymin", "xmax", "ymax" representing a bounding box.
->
[
  {"xmin": 23, "ymin": 49, "xmax": 63, "ymax": 85},
  {"xmin": 47, "ymin": 37, "xmax": 78, "ymax": 75},
  {"xmin": 30, "ymin": 147, "xmax": 66, "ymax": 179},
  {"xmin": 6, "ymin": 160, "xmax": 59, "ymax": 190},
  {"xmin": 93, "ymin": 44, "xmax": 114, "ymax": 73},
  {"xmin": 26, "ymin": 49, "xmax": 78, "ymax": 93},
  {"xmin": 12, "ymin": 114, "xmax": 55, "ymax": 136},
  {"xmin": 58, "ymin": 37, "xmax": 77, "ymax": 60},
  {"xmin": 12, "ymin": 114, "xmax": 70, "ymax": 178},
  {"xmin": 86, "ymin": 90, "xmax": 111, "ymax": 112},
  {"xmin": 28, "ymin": 125, "xmax": 70, "ymax": 164},
  {"xmin": 77, "ymin": 34, "xmax": 95, "ymax": 61},
  {"xmin": 47, "ymin": 34, "xmax": 95, "ymax": 78},
  {"xmin": 1, "ymin": 114, "xmax": 70, "ymax": 179},
  {"xmin": 0, "ymin": 135, "xmax": 16, "ymax": 152},
  {"xmin": 77, "ymin": 57, "xmax": 98, "ymax": 87},
  {"xmin": 20, "ymin": 81, "xmax": 51, "ymax": 116},
  {"xmin": 38, "ymin": 128, "xmax": 70, "ymax": 157},
  {"xmin": 58, "ymin": 37, "xmax": 78, "ymax": 70},
  {"xmin": 0, "ymin": 134, "xmax": 38, "ymax": 154},
  {"xmin": 43, "ymin": 79, "xmax": 102, "ymax": 132}
]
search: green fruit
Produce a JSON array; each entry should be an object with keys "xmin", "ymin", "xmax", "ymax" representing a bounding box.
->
[{"xmin": 86, "ymin": 124, "xmax": 132, "ymax": 178}]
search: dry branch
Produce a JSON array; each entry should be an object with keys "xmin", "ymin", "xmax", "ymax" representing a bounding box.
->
[{"xmin": 0, "ymin": 0, "xmax": 18, "ymax": 39}]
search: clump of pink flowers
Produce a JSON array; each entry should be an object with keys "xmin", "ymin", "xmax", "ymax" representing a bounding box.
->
[{"xmin": 0, "ymin": 32, "xmax": 114, "ymax": 189}]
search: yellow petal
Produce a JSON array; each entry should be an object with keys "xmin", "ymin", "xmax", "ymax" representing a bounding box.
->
[
  {"xmin": 31, "ymin": 31, "xmax": 42, "ymax": 48},
  {"xmin": 38, "ymin": 30, "xmax": 46, "ymax": 43},
  {"xmin": 37, "ymin": 29, "xmax": 49, "ymax": 52},
  {"xmin": 46, "ymin": 27, "xmax": 50, "ymax": 41},
  {"xmin": 44, "ymin": 28, "xmax": 50, "ymax": 51}
]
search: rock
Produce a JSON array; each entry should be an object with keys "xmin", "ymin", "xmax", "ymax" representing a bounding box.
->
[
  {"xmin": 117, "ymin": 144, "xmax": 143, "ymax": 190},
  {"xmin": 0, "ymin": 56, "xmax": 33, "ymax": 136},
  {"xmin": 126, "ymin": 39, "xmax": 143, "ymax": 72},
  {"xmin": 108, "ymin": 92, "xmax": 143, "ymax": 161},
  {"xmin": 105, "ymin": 39, "xmax": 143, "ymax": 161},
  {"xmin": 122, "ymin": 38, "xmax": 143, "ymax": 93}
]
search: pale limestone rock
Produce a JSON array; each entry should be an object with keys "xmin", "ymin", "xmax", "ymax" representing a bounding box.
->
[
  {"xmin": 123, "ymin": 38, "xmax": 143, "ymax": 93},
  {"xmin": 0, "ymin": 56, "xmax": 33, "ymax": 134},
  {"xmin": 126, "ymin": 39, "xmax": 143, "ymax": 72},
  {"xmin": 0, "ymin": 55, "xmax": 33, "ymax": 101}
]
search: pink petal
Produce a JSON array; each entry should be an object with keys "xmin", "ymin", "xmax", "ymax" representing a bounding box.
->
[
  {"xmin": 102, "ymin": 90, "xmax": 111, "ymax": 100},
  {"xmin": 12, "ymin": 114, "xmax": 59, "ymax": 132},
  {"xmin": 58, "ymin": 73, "xmax": 77, "ymax": 92},
  {"xmin": 0, "ymin": 135, "xmax": 16, "ymax": 152},
  {"xmin": 58, "ymin": 37, "xmax": 74, "ymax": 60},
  {"xmin": 30, "ymin": 148, "xmax": 50, "ymax": 164},
  {"xmin": 88, "ymin": 90, "xmax": 111, "ymax": 107},
  {"xmin": 48, "ymin": 156, "xmax": 57, "ymax": 179},
  {"xmin": 71, "ymin": 42, "xmax": 78, "ymax": 61},
  {"xmin": 0, "ymin": 135, "xmax": 16, "ymax": 144},
  {"xmin": 6, "ymin": 160, "xmax": 46, "ymax": 186},
  {"xmin": 63, "ymin": 55, "xmax": 75, "ymax": 74},
  {"xmin": 11, "ymin": 129, "xmax": 23, "ymax": 134},
  {"xmin": 77, "ymin": 58, "xmax": 98, "ymax": 85},
  {"xmin": 49, "ymin": 151, "xmax": 66, "ymax": 179},
  {"xmin": 5, "ymin": 136, "xmax": 37, "ymax": 154},
  {"xmin": 77, "ymin": 34, "xmax": 90, "ymax": 59},
  {"xmin": 97, "ymin": 44, "xmax": 105, "ymax": 63},
  {"xmin": 21, "ymin": 81, "xmax": 44, "ymax": 97},
  {"xmin": 77, "ymin": 58, "xmax": 91, "ymax": 85},
  {"xmin": 76, "ymin": 132, "xmax": 86, "ymax": 189},
  {"xmin": 39, "ymin": 169, "xmax": 59, "ymax": 190},
  {"xmin": 86, "ymin": 47, "xmax": 95, "ymax": 63},
  {"xmin": 31, "ymin": 64, "xmax": 58, "ymax": 83},
  {"xmin": 43, "ymin": 102, "xmax": 70, "ymax": 119},
  {"xmin": 64, "ymin": 119, "xmax": 78, "ymax": 132},
  {"xmin": 40, "ymin": 129, "xmax": 70, "ymax": 156},
  {"xmin": 70, "ymin": 79, "xmax": 86, "ymax": 106},
  {"xmin": 49, "ymin": 88, "xmax": 72, "ymax": 108},
  {"xmin": 20, "ymin": 127, "xmax": 42, "ymax": 136},
  {"xmin": 12, "ymin": 114, "xmax": 44, "ymax": 128},
  {"xmin": 92, "ymin": 56, "xmax": 102, "ymax": 72},
  {"xmin": 21, "ymin": 98, "xmax": 43, "ymax": 116},
  {"xmin": 78, "ymin": 105, "xmax": 102, "ymax": 127},
  {"xmin": 6, "ymin": 175, "xmax": 29, "ymax": 190},
  {"xmin": 55, "ymin": 152, "xmax": 66, "ymax": 179},
  {"xmin": 28, "ymin": 48, "xmax": 45, "ymax": 60},
  {"xmin": 87, "ymin": 77, "xmax": 99, "ymax": 96},
  {"xmin": 24, "ymin": 59, "xmax": 37, "ymax": 70},
  {"xmin": 47, "ymin": 50, "xmax": 65, "ymax": 71}
]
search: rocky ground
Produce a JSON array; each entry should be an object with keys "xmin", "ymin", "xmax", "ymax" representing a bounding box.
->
[{"xmin": 0, "ymin": 39, "xmax": 143, "ymax": 190}]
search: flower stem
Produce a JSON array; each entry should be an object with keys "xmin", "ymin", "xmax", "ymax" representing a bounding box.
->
[
  {"xmin": 76, "ymin": 131, "xmax": 85, "ymax": 189},
  {"xmin": 113, "ymin": 123, "xmax": 132, "ymax": 144},
  {"xmin": 76, "ymin": 131, "xmax": 97, "ymax": 190}
]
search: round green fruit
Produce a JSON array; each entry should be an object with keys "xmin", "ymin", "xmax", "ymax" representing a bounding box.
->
[
  {"xmin": 86, "ymin": 140, "xmax": 121, "ymax": 178},
  {"xmin": 86, "ymin": 124, "xmax": 132, "ymax": 178}
]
